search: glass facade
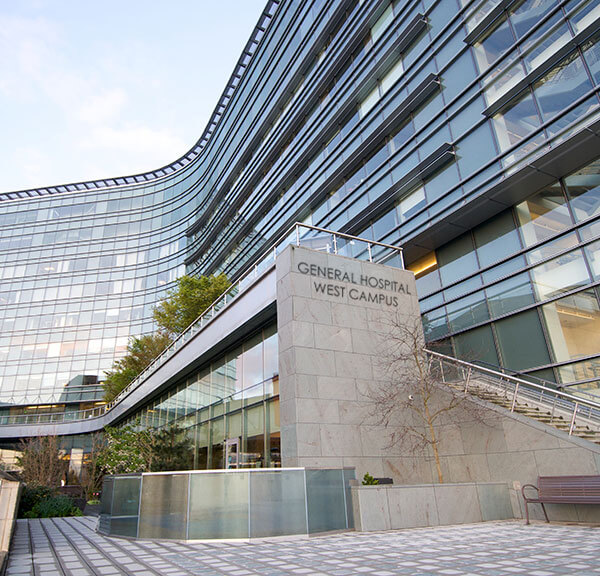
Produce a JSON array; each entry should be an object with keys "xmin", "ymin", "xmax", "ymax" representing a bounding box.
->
[
  {"xmin": 122, "ymin": 325, "xmax": 280, "ymax": 469},
  {"xmin": 0, "ymin": 0, "xmax": 600, "ymax": 436}
]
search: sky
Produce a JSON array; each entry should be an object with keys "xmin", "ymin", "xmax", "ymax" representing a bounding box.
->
[{"xmin": 0, "ymin": 0, "xmax": 267, "ymax": 194}]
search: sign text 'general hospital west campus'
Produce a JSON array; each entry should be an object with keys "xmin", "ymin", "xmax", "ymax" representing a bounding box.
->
[{"xmin": 296, "ymin": 261, "xmax": 411, "ymax": 307}]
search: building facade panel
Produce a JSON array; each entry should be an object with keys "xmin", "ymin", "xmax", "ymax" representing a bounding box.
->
[{"xmin": 0, "ymin": 0, "xmax": 599, "ymax": 428}]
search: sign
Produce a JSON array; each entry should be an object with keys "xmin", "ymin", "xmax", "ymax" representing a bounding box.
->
[{"xmin": 296, "ymin": 261, "xmax": 410, "ymax": 307}]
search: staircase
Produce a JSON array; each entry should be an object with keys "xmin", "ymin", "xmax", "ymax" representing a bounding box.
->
[{"xmin": 427, "ymin": 350, "xmax": 600, "ymax": 445}]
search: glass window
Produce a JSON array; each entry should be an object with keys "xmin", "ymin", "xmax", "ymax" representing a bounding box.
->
[
  {"xmin": 381, "ymin": 57, "xmax": 403, "ymax": 94},
  {"xmin": 473, "ymin": 17, "xmax": 514, "ymax": 72},
  {"xmin": 533, "ymin": 52, "xmax": 593, "ymax": 123},
  {"xmin": 437, "ymin": 233, "xmax": 479, "ymax": 285},
  {"xmin": 585, "ymin": 239, "xmax": 600, "ymax": 279},
  {"xmin": 486, "ymin": 272, "xmax": 535, "ymax": 318},
  {"xmin": 422, "ymin": 306, "xmax": 449, "ymax": 341},
  {"xmin": 542, "ymin": 290, "xmax": 600, "ymax": 363},
  {"xmin": 389, "ymin": 120, "xmax": 415, "ymax": 155},
  {"xmin": 242, "ymin": 334, "xmax": 263, "ymax": 390},
  {"xmin": 515, "ymin": 186, "xmax": 572, "ymax": 246},
  {"xmin": 371, "ymin": 4, "xmax": 393, "ymax": 43},
  {"xmin": 263, "ymin": 326, "xmax": 278, "ymax": 397},
  {"xmin": 398, "ymin": 186, "xmax": 425, "ymax": 223},
  {"xmin": 492, "ymin": 91, "xmax": 541, "ymax": 153},
  {"xmin": 453, "ymin": 324, "xmax": 499, "ymax": 367},
  {"xmin": 372, "ymin": 209, "xmax": 396, "ymax": 240},
  {"xmin": 408, "ymin": 252, "xmax": 441, "ymax": 296},
  {"xmin": 530, "ymin": 249, "xmax": 590, "ymax": 301},
  {"xmin": 456, "ymin": 122, "xmax": 498, "ymax": 179},
  {"xmin": 526, "ymin": 232, "xmax": 578, "ymax": 265},
  {"xmin": 446, "ymin": 291, "xmax": 489, "ymax": 332},
  {"xmin": 474, "ymin": 211, "xmax": 521, "ymax": 268},
  {"xmin": 494, "ymin": 309, "xmax": 551, "ymax": 370},
  {"xmin": 557, "ymin": 358, "xmax": 600, "ymax": 386},
  {"xmin": 582, "ymin": 35, "xmax": 600, "ymax": 84},
  {"xmin": 359, "ymin": 86, "xmax": 380, "ymax": 118},
  {"xmin": 564, "ymin": 159, "xmax": 600, "ymax": 222},
  {"xmin": 510, "ymin": 0, "xmax": 555, "ymax": 40},
  {"xmin": 424, "ymin": 162, "xmax": 460, "ymax": 203},
  {"xmin": 570, "ymin": 1, "xmax": 600, "ymax": 35}
]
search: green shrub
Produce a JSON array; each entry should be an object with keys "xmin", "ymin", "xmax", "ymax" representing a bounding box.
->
[
  {"xmin": 362, "ymin": 472, "xmax": 379, "ymax": 486},
  {"xmin": 18, "ymin": 485, "xmax": 55, "ymax": 518},
  {"xmin": 24, "ymin": 494, "xmax": 83, "ymax": 518}
]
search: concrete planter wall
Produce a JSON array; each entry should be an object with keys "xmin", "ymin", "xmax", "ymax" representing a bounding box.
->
[{"xmin": 352, "ymin": 482, "xmax": 518, "ymax": 531}]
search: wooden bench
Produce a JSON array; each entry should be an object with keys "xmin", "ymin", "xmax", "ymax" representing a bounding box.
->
[{"xmin": 521, "ymin": 475, "xmax": 600, "ymax": 524}]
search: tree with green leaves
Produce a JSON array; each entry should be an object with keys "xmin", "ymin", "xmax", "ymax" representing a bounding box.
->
[
  {"xmin": 103, "ymin": 332, "xmax": 172, "ymax": 402},
  {"xmin": 149, "ymin": 425, "xmax": 194, "ymax": 472},
  {"xmin": 153, "ymin": 274, "xmax": 231, "ymax": 336},
  {"xmin": 96, "ymin": 425, "xmax": 153, "ymax": 475}
]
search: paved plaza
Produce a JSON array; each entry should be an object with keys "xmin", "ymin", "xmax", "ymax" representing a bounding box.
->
[{"xmin": 5, "ymin": 517, "xmax": 600, "ymax": 576}]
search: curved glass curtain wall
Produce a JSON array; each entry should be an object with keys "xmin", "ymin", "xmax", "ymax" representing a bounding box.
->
[
  {"xmin": 100, "ymin": 468, "xmax": 355, "ymax": 540},
  {"xmin": 0, "ymin": 0, "xmax": 328, "ymax": 408},
  {"xmin": 1, "ymin": 0, "xmax": 600, "ymax": 412},
  {"xmin": 185, "ymin": 0, "xmax": 600, "ymax": 397}
]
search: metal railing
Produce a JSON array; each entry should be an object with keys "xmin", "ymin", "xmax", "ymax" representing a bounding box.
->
[
  {"xmin": 427, "ymin": 349, "xmax": 600, "ymax": 436},
  {"xmin": 2, "ymin": 223, "xmax": 404, "ymax": 427}
]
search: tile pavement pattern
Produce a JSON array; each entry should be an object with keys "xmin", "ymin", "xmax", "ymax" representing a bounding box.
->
[{"xmin": 6, "ymin": 517, "xmax": 600, "ymax": 575}]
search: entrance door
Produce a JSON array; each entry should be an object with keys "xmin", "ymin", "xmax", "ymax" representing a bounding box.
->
[{"xmin": 224, "ymin": 438, "xmax": 240, "ymax": 469}]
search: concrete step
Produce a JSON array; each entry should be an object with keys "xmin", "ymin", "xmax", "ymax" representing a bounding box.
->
[{"xmin": 447, "ymin": 379, "xmax": 600, "ymax": 444}]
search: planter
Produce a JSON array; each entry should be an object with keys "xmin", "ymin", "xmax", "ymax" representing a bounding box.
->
[{"xmin": 352, "ymin": 482, "xmax": 519, "ymax": 531}]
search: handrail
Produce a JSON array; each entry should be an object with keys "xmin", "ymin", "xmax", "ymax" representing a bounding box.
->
[
  {"xmin": 426, "ymin": 349, "xmax": 600, "ymax": 435},
  {"xmin": 426, "ymin": 350, "xmax": 600, "ymax": 411},
  {"xmin": 2, "ymin": 223, "xmax": 403, "ymax": 427}
]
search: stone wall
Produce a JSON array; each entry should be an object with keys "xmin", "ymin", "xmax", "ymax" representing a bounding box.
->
[
  {"xmin": 352, "ymin": 482, "xmax": 515, "ymax": 531},
  {"xmin": 276, "ymin": 244, "xmax": 600, "ymax": 523},
  {"xmin": 276, "ymin": 244, "xmax": 420, "ymax": 476}
]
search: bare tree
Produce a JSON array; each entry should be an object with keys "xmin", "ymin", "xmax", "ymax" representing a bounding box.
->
[
  {"xmin": 17, "ymin": 435, "xmax": 68, "ymax": 488},
  {"xmin": 368, "ymin": 315, "xmax": 488, "ymax": 483},
  {"xmin": 80, "ymin": 433, "xmax": 105, "ymax": 501}
]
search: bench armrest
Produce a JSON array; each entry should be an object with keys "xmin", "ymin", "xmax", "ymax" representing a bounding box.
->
[{"xmin": 521, "ymin": 483, "xmax": 539, "ymax": 501}]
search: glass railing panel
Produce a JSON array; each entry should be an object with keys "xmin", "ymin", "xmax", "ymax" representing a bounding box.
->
[
  {"xmin": 298, "ymin": 232, "xmax": 334, "ymax": 253},
  {"xmin": 248, "ymin": 469, "xmax": 306, "ymax": 537},
  {"xmin": 188, "ymin": 471, "xmax": 249, "ymax": 539},
  {"xmin": 342, "ymin": 468, "xmax": 356, "ymax": 529},
  {"xmin": 109, "ymin": 475, "xmax": 141, "ymax": 538},
  {"xmin": 305, "ymin": 469, "xmax": 348, "ymax": 533},
  {"xmin": 138, "ymin": 473, "xmax": 188, "ymax": 539}
]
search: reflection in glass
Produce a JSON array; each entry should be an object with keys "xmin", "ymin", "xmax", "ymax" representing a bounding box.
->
[
  {"xmin": 474, "ymin": 211, "xmax": 521, "ymax": 268},
  {"xmin": 530, "ymin": 249, "xmax": 589, "ymax": 301},
  {"xmin": 526, "ymin": 232, "xmax": 578, "ymax": 265},
  {"xmin": 446, "ymin": 291, "xmax": 489, "ymax": 332},
  {"xmin": 437, "ymin": 233, "xmax": 479, "ymax": 285},
  {"xmin": 492, "ymin": 91, "xmax": 541, "ymax": 153},
  {"xmin": 188, "ymin": 472, "xmax": 249, "ymax": 539},
  {"xmin": 306, "ymin": 469, "xmax": 347, "ymax": 533},
  {"xmin": 409, "ymin": 252, "xmax": 440, "ymax": 296},
  {"xmin": 453, "ymin": 324, "xmax": 499, "ymax": 367},
  {"xmin": 495, "ymin": 309, "xmax": 551, "ymax": 370},
  {"xmin": 515, "ymin": 186, "xmax": 572, "ymax": 246},
  {"xmin": 138, "ymin": 474, "xmax": 188, "ymax": 539},
  {"xmin": 565, "ymin": 159, "xmax": 600, "ymax": 222},
  {"xmin": 249, "ymin": 470, "xmax": 307, "ymax": 537},
  {"xmin": 533, "ymin": 52, "xmax": 592, "ymax": 122},
  {"xmin": 541, "ymin": 290, "xmax": 600, "ymax": 363},
  {"xmin": 486, "ymin": 273, "xmax": 534, "ymax": 318}
]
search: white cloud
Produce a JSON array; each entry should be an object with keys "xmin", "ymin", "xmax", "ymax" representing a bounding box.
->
[
  {"xmin": 11, "ymin": 146, "xmax": 53, "ymax": 188},
  {"xmin": 77, "ymin": 89, "xmax": 128, "ymax": 125}
]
